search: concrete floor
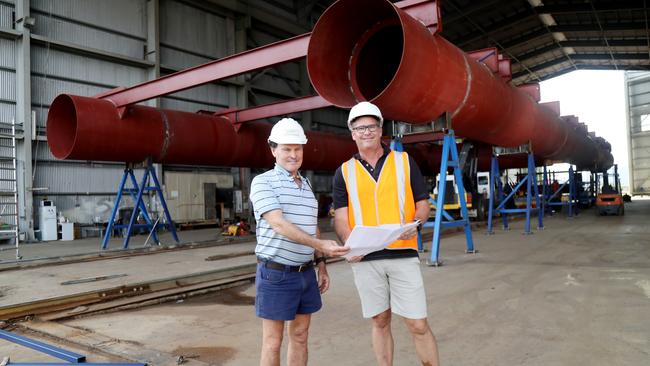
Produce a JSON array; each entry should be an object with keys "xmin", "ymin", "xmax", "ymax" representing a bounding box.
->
[
  {"xmin": 0, "ymin": 226, "xmax": 233, "ymax": 264},
  {"xmin": 1, "ymin": 199, "xmax": 649, "ymax": 365}
]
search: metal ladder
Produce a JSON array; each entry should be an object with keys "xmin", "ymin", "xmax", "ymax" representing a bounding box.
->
[{"xmin": 0, "ymin": 121, "xmax": 20, "ymax": 259}]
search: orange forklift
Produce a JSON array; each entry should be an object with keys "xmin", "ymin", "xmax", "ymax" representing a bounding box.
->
[{"xmin": 595, "ymin": 164, "xmax": 624, "ymax": 216}]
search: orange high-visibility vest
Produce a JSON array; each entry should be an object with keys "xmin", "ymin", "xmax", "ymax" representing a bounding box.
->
[{"xmin": 342, "ymin": 150, "xmax": 417, "ymax": 250}]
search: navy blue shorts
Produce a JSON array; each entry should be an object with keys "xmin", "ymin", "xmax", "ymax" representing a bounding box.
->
[{"xmin": 255, "ymin": 263, "xmax": 322, "ymax": 320}]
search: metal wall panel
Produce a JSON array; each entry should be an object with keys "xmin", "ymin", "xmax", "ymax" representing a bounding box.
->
[
  {"xmin": 628, "ymin": 79, "xmax": 650, "ymax": 95},
  {"xmin": 0, "ymin": 69, "xmax": 16, "ymax": 102},
  {"xmin": 166, "ymin": 83, "xmax": 231, "ymax": 109},
  {"xmin": 34, "ymin": 142, "xmax": 57, "ymax": 161},
  {"xmin": 32, "ymin": 45, "xmax": 147, "ymax": 88},
  {"xmin": 33, "ymin": 162, "xmax": 129, "ymax": 194},
  {"xmin": 313, "ymin": 107, "xmax": 349, "ymax": 133},
  {"xmin": 248, "ymin": 28, "xmax": 285, "ymax": 48},
  {"xmin": 630, "ymin": 93, "xmax": 650, "ymax": 107},
  {"xmin": 31, "ymin": 0, "xmax": 146, "ymax": 37},
  {"xmin": 247, "ymin": 28, "xmax": 302, "ymax": 99},
  {"xmin": 625, "ymin": 71, "xmax": 650, "ymax": 195},
  {"xmin": 262, "ymin": 0, "xmax": 294, "ymax": 10},
  {"xmin": 251, "ymin": 74, "xmax": 300, "ymax": 97},
  {"xmin": 0, "ymin": 37, "xmax": 15, "ymax": 70},
  {"xmin": 160, "ymin": 97, "xmax": 228, "ymax": 114},
  {"xmin": 256, "ymin": 0, "xmax": 297, "ymax": 29},
  {"xmin": 160, "ymin": 0, "xmax": 229, "ymax": 60},
  {"xmin": 31, "ymin": 14, "xmax": 145, "ymax": 59},
  {"xmin": 31, "ymin": 75, "xmax": 105, "ymax": 127},
  {"xmin": 250, "ymin": 93, "xmax": 284, "ymax": 108},
  {"xmin": 0, "ymin": 103, "xmax": 16, "ymax": 124},
  {"xmin": 0, "ymin": 2, "xmax": 13, "ymax": 29},
  {"xmin": 0, "ymin": 37, "xmax": 16, "ymax": 125},
  {"xmin": 160, "ymin": 46, "xmax": 213, "ymax": 71}
]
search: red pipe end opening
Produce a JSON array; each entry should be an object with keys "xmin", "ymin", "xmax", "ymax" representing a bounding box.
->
[
  {"xmin": 307, "ymin": 0, "xmax": 402, "ymax": 107},
  {"xmin": 47, "ymin": 94, "xmax": 78, "ymax": 160}
]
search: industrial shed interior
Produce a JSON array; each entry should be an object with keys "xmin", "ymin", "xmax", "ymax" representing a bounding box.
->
[{"xmin": 0, "ymin": 0, "xmax": 649, "ymax": 365}]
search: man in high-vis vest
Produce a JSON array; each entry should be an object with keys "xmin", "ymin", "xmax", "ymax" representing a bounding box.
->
[
  {"xmin": 333, "ymin": 102, "xmax": 439, "ymax": 366},
  {"xmin": 250, "ymin": 118, "xmax": 350, "ymax": 366}
]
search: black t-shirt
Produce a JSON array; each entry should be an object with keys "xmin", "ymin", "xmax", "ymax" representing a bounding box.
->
[{"xmin": 332, "ymin": 145, "xmax": 429, "ymax": 261}]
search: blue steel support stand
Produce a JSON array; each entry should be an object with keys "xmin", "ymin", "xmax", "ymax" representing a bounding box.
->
[
  {"xmin": 391, "ymin": 137, "xmax": 425, "ymax": 252},
  {"xmin": 487, "ymin": 151, "xmax": 543, "ymax": 234},
  {"xmin": 541, "ymin": 165, "xmax": 548, "ymax": 216},
  {"xmin": 421, "ymin": 129, "xmax": 475, "ymax": 266},
  {"xmin": 542, "ymin": 166, "xmax": 578, "ymax": 218},
  {"xmin": 102, "ymin": 161, "xmax": 179, "ymax": 250},
  {"xmin": 569, "ymin": 167, "xmax": 578, "ymax": 216}
]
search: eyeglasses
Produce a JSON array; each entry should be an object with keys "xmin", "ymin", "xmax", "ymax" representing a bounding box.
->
[{"xmin": 350, "ymin": 124, "xmax": 380, "ymax": 133}]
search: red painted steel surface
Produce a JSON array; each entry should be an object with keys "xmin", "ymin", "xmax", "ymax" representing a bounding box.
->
[
  {"xmin": 46, "ymin": 93, "xmax": 526, "ymax": 173},
  {"xmin": 100, "ymin": 34, "xmax": 310, "ymax": 108},
  {"xmin": 47, "ymin": 94, "xmax": 358, "ymax": 171},
  {"xmin": 95, "ymin": 0, "xmax": 436, "ymax": 108},
  {"xmin": 307, "ymin": 0, "xmax": 613, "ymax": 171},
  {"xmin": 46, "ymin": 0, "xmax": 612, "ymax": 173},
  {"xmin": 214, "ymin": 95, "xmax": 331, "ymax": 124}
]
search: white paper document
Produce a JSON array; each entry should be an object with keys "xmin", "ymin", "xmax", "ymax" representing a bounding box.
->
[{"xmin": 343, "ymin": 221, "xmax": 419, "ymax": 259}]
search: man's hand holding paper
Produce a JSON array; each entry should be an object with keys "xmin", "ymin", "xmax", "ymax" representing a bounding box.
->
[{"xmin": 343, "ymin": 221, "xmax": 420, "ymax": 260}]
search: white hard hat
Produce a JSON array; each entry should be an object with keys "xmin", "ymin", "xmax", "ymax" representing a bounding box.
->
[
  {"xmin": 268, "ymin": 118, "xmax": 308, "ymax": 145},
  {"xmin": 347, "ymin": 101, "xmax": 383, "ymax": 128}
]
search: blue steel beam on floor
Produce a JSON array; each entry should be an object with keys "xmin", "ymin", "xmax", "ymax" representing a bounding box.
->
[
  {"xmin": 8, "ymin": 364, "xmax": 146, "ymax": 366},
  {"xmin": 0, "ymin": 329, "xmax": 86, "ymax": 363}
]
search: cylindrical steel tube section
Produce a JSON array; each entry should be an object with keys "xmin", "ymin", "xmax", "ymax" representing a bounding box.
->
[
  {"xmin": 46, "ymin": 94, "xmax": 358, "ymax": 171},
  {"xmin": 307, "ymin": 0, "xmax": 613, "ymax": 171}
]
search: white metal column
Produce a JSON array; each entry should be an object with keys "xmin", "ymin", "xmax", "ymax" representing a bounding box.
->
[{"xmin": 15, "ymin": 0, "xmax": 34, "ymax": 241}]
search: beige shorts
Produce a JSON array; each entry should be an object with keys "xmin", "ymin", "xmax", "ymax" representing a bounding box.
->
[{"xmin": 350, "ymin": 257, "xmax": 427, "ymax": 319}]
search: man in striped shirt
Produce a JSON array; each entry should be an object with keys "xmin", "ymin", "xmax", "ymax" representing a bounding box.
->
[{"xmin": 250, "ymin": 118, "xmax": 350, "ymax": 366}]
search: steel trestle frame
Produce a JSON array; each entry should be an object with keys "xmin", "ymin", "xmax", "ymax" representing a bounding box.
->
[
  {"xmin": 390, "ymin": 137, "xmax": 426, "ymax": 253},
  {"xmin": 101, "ymin": 163, "xmax": 178, "ymax": 250},
  {"xmin": 542, "ymin": 166, "xmax": 579, "ymax": 217},
  {"xmin": 420, "ymin": 129, "xmax": 475, "ymax": 266},
  {"xmin": 487, "ymin": 151, "xmax": 543, "ymax": 235}
]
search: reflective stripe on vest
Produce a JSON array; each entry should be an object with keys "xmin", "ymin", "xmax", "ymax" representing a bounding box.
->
[
  {"xmin": 394, "ymin": 151, "xmax": 406, "ymax": 224},
  {"xmin": 345, "ymin": 158, "xmax": 364, "ymax": 226}
]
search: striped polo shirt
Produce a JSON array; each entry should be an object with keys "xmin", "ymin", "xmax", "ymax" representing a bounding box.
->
[{"xmin": 250, "ymin": 164, "xmax": 318, "ymax": 266}]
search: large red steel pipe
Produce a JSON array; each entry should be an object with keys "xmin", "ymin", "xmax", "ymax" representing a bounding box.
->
[
  {"xmin": 46, "ymin": 94, "xmax": 358, "ymax": 171},
  {"xmin": 307, "ymin": 0, "xmax": 613, "ymax": 172},
  {"xmin": 405, "ymin": 143, "xmax": 542, "ymax": 176},
  {"xmin": 47, "ymin": 94, "xmax": 532, "ymax": 174}
]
